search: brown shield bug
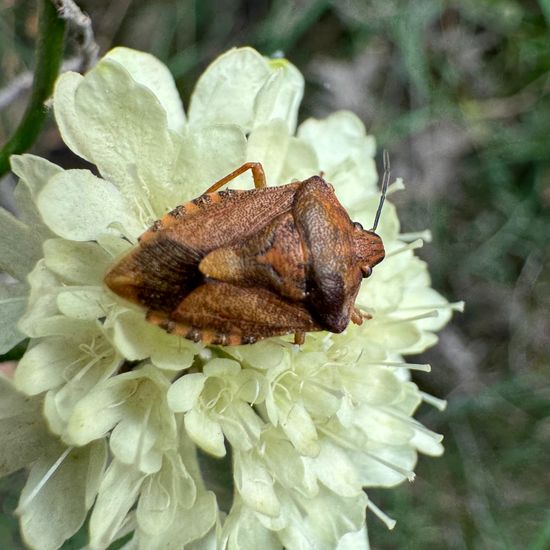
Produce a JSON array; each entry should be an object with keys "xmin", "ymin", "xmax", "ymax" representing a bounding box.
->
[{"xmin": 104, "ymin": 153, "xmax": 390, "ymax": 346}]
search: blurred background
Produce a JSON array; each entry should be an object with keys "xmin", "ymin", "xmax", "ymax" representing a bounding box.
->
[{"xmin": 1, "ymin": 1, "xmax": 549, "ymax": 548}]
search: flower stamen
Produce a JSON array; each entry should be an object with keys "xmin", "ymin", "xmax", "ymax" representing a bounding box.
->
[
  {"xmin": 367, "ymin": 499, "xmax": 397, "ymax": 530},
  {"xmin": 419, "ymin": 391, "xmax": 448, "ymax": 411},
  {"xmin": 365, "ymin": 452, "xmax": 416, "ymax": 482},
  {"xmin": 386, "ymin": 238, "xmax": 424, "ymax": 257},
  {"xmin": 399, "ymin": 229, "xmax": 432, "ymax": 242}
]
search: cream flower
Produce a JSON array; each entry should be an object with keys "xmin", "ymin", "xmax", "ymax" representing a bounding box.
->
[{"xmin": 0, "ymin": 47, "xmax": 461, "ymax": 549}]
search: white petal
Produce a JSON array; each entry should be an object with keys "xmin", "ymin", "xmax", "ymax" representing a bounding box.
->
[
  {"xmin": 0, "ymin": 376, "xmax": 39, "ymax": 418},
  {"xmin": 18, "ymin": 442, "xmax": 106, "ymax": 550},
  {"xmin": 15, "ymin": 338, "xmax": 82, "ymax": 395},
  {"xmin": 70, "ymin": 368, "xmax": 174, "ymax": 473},
  {"xmin": 253, "ymin": 59, "xmax": 304, "ymax": 133},
  {"xmin": 0, "ymin": 377, "xmax": 54, "ymax": 476},
  {"xmin": 167, "ymin": 373, "xmax": 206, "ymax": 413},
  {"xmin": 279, "ymin": 489, "xmax": 367, "ymax": 550},
  {"xmin": 37, "ymin": 169, "xmax": 141, "ymax": 241},
  {"xmin": 97, "ymin": 233, "xmax": 133, "ymax": 258},
  {"xmin": 13, "ymin": 181, "xmax": 52, "ymax": 241},
  {"xmin": 22, "ymin": 314, "xmax": 98, "ymax": 340},
  {"xmin": 203, "ymin": 358, "xmax": 241, "ymax": 378},
  {"xmin": 137, "ymin": 452, "xmax": 196, "ymax": 535},
  {"xmin": 394, "ymin": 381, "xmax": 422, "ymax": 415},
  {"xmin": 253, "ymin": 513, "xmax": 288, "ymax": 537},
  {"xmin": 400, "ymin": 331, "xmax": 438, "ymax": 354},
  {"xmin": 0, "ymin": 282, "xmax": 27, "ymax": 353},
  {"xmin": 224, "ymin": 501, "xmax": 281, "ymax": 550},
  {"xmin": 352, "ymin": 444, "xmax": 417, "ymax": 487},
  {"xmin": 336, "ymin": 526, "xmax": 369, "ymax": 550},
  {"xmin": 298, "ymin": 111, "xmax": 375, "ymax": 173},
  {"xmin": 86, "ymin": 439, "xmax": 110, "ymax": 507},
  {"xmin": 179, "ymin": 492, "xmax": 219, "ymax": 546},
  {"xmin": 354, "ymin": 405, "xmax": 414, "ymax": 446},
  {"xmin": 262, "ymin": 429, "xmax": 317, "ymax": 498},
  {"xmin": 219, "ymin": 402, "xmax": 262, "ymax": 452},
  {"xmin": 281, "ymin": 402, "xmax": 320, "ymax": 457},
  {"xmin": 279, "ymin": 136, "xmax": 319, "ymax": 184},
  {"xmin": 43, "ymin": 238, "xmax": 112, "ymax": 285},
  {"xmin": 310, "ymin": 441, "xmax": 361, "ymax": 497},
  {"xmin": 187, "ymin": 526, "xmax": 218, "ymax": 550},
  {"xmin": 44, "ymin": 349, "xmax": 119, "ymax": 436},
  {"xmin": 234, "ymin": 369, "xmax": 267, "ymax": 404},
  {"xmin": 89, "ymin": 460, "xmax": 146, "ymax": 549},
  {"xmin": 65, "ymin": 376, "xmax": 131, "ymax": 445},
  {"xmin": 111, "ymin": 309, "xmax": 197, "ymax": 371},
  {"xmin": 297, "ymin": 111, "xmax": 378, "ymax": 209},
  {"xmin": 363, "ymin": 320, "xmax": 421, "ymax": 353},
  {"xmin": 0, "ymin": 206, "xmax": 42, "ymax": 281},
  {"xmin": 107, "ymin": 515, "xmax": 138, "ymax": 550},
  {"xmin": 246, "ymin": 120, "xmax": 290, "ymax": 186},
  {"xmin": 188, "ymin": 47, "xmax": 271, "ymax": 131},
  {"xmin": 10, "ymin": 154, "xmax": 61, "ymax": 236},
  {"xmin": 11, "ymin": 153, "xmax": 62, "ymax": 196},
  {"xmin": 409, "ymin": 427, "xmax": 444, "ymax": 457},
  {"xmin": 184, "ymin": 408, "xmax": 225, "ymax": 458},
  {"xmin": 56, "ymin": 288, "xmax": 109, "ymax": 320},
  {"xmin": 299, "ymin": 384, "xmax": 341, "ymax": 420},
  {"xmin": 43, "ymin": 391, "xmax": 65, "ymax": 436},
  {"xmin": 172, "ymin": 124, "xmax": 247, "ymax": 200},
  {"xmin": 228, "ymin": 341, "xmax": 289, "ymax": 371},
  {"xmin": 53, "ymin": 71, "xmax": 93, "ymax": 161},
  {"xmin": 342, "ymin": 364, "xmax": 402, "ymax": 406},
  {"xmin": 73, "ymin": 58, "xmax": 179, "ymax": 215},
  {"xmin": 234, "ymin": 450, "xmax": 279, "ymax": 517},
  {"xmin": 137, "ymin": 491, "xmax": 218, "ymax": 550},
  {"xmin": 265, "ymin": 389, "xmax": 279, "ymax": 427},
  {"xmin": 105, "ymin": 47, "xmax": 186, "ymax": 132},
  {"xmin": 16, "ymin": 259, "xmax": 57, "ymax": 330}
]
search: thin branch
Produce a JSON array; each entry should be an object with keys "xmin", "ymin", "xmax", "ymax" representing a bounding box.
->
[
  {"xmin": 0, "ymin": 0, "xmax": 66, "ymax": 178},
  {"xmin": 0, "ymin": 1, "xmax": 98, "ymax": 110},
  {"xmin": 0, "ymin": 57, "xmax": 80, "ymax": 110},
  {"xmin": 53, "ymin": 0, "xmax": 99, "ymax": 71}
]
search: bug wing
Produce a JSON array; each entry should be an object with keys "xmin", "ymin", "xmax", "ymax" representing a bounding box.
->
[
  {"xmin": 104, "ymin": 236, "xmax": 202, "ymax": 312},
  {"xmin": 142, "ymin": 183, "xmax": 301, "ymax": 251},
  {"xmin": 146, "ymin": 280, "xmax": 323, "ymax": 345},
  {"xmin": 105, "ymin": 183, "xmax": 301, "ymax": 312}
]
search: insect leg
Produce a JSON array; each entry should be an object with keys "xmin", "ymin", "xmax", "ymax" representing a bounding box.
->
[
  {"xmin": 294, "ymin": 332, "xmax": 305, "ymax": 345},
  {"xmin": 205, "ymin": 162, "xmax": 267, "ymax": 193},
  {"xmin": 351, "ymin": 307, "xmax": 373, "ymax": 325},
  {"xmin": 351, "ymin": 308, "xmax": 363, "ymax": 325}
]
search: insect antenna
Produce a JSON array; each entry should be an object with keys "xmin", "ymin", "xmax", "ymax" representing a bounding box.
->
[{"xmin": 371, "ymin": 149, "xmax": 390, "ymax": 232}]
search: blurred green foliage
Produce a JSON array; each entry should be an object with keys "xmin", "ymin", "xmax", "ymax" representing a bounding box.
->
[{"xmin": 1, "ymin": 1, "xmax": 549, "ymax": 548}]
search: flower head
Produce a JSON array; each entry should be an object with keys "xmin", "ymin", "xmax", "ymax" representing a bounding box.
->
[{"xmin": 0, "ymin": 47, "xmax": 461, "ymax": 549}]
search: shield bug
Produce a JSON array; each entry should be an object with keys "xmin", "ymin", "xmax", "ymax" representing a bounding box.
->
[{"xmin": 104, "ymin": 154, "xmax": 390, "ymax": 346}]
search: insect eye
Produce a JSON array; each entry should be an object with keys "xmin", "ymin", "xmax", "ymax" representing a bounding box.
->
[
  {"xmin": 353, "ymin": 221, "xmax": 363, "ymax": 231},
  {"xmin": 362, "ymin": 265, "xmax": 372, "ymax": 278}
]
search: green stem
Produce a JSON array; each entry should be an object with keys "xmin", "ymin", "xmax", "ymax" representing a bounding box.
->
[{"xmin": 0, "ymin": 0, "xmax": 66, "ymax": 178}]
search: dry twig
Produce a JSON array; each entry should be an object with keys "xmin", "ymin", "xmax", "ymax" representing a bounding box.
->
[{"xmin": 0, "ymin": 0, "xmax": 99, "ymax": 111}]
